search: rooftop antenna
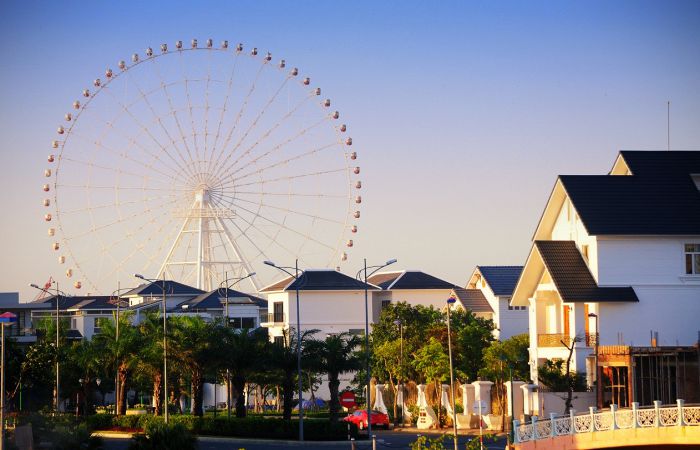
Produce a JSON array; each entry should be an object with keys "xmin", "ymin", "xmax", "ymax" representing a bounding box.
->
[{"xmin": 667, "ymin": 100, "xmax": 670, "ymax": 151}]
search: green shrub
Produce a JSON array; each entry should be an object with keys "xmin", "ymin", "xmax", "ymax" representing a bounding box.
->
[{"xmin": 128, "ymin": 422, "xmax": 195, "ymax": 450}]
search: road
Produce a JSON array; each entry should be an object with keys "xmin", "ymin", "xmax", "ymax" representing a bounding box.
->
[{"xmin": 102, "ymin": 429, "xmax": 507, "ymax": 450}]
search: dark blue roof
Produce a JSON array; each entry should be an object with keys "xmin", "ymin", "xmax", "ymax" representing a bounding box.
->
[
  {"xmin": 560, "ymin": 151, "xmax": 700, "ymax": 236},
  {"xmin": 477, "ymin": 266, "xmax": 523, "ymax": 296},
  {"xmin": 122, "ymin": 281, "xmax": 204, "ymax": 297},
  {"xmin": 175, "ymin": 288, "xmax": 267, "ymax": 311},
  {"xmin": 367, "ymin": 271, "xmax": 455, "ymax": 290},
  {"xmin": 260, "ymin": 270, "xmax": 376, "ymax": 292}
]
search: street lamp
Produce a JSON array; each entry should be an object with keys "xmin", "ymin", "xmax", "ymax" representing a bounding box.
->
[
  {"xmin": 264, "ymin": 260, "xmax": 304, "ymax": 441},
  {"xmin": 588, "ymin": 312, "xmax": 599, "ymax": 409},
  {"xmin": 446, "ymin": 296, "xmax": 458, "ymax": 450},
  {"xmin": 356, "ymin": 258, "xmax": 397, "ymax": 436},
  {"xmin": 0, "ymin": 312, "xmax": 17, "ymax": 450},
  {"xmin": 218, "ymin": 271, "xmax": 257, "ymax": 420},
  {"xmin": 134, "ymin": 273, "xmax": 169, "ymax": 423},
  {"xmin": 393, "ymin": 319, "xmax": 403, "ymax": 427},
  {"xmin": 29, "ymin": 281, "xmax": 67, "ymax": 413}
]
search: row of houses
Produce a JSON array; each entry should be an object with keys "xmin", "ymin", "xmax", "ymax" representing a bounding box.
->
[{"xmin": 3, "ymin": 150, "xmax": 699, "ymax": 409}]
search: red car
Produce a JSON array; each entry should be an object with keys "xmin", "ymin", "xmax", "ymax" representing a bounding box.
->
[{"xmin": 343, "ymin": 410, "xmax": 390, "ymax": 430}]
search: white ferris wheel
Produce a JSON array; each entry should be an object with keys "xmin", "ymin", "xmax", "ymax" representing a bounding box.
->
[{"xmin": 42, "ymin": 38, "xmax": 361, "ymax": 293}]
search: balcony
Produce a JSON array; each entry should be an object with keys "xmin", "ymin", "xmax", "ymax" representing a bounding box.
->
[
  {"xmin": 585, "ymin": 332, "xmax": 598, "ymax": 347},
  {"xmin": 260, "ymin": 313, "xmax": 285, "ymax": 327},
  {"xmin": 537, "ymin": 333, "xmax": 573, "ymax": 348}
]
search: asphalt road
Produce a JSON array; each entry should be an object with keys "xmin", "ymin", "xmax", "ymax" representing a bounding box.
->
[{"xmin": 102, "ymin": 430, "xmax": 507, "ymax": 450}]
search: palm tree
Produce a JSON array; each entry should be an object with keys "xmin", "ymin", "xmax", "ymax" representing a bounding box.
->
[
  {"xmin": 308, "ymin": 332, "xmax": 362, "ymax": 423},
  {"xmin": 137, "ymin": 312, "xmax": 166, "ymax": 415},
  {"xmin": 170, "ymin": 316, "xmax": 222, "ymax": 416},
  {"xmin": 265, "ymin": 328, "xmax": 317, "ymax": 420},
  {"xmin": 221, "ymin": 326, "xmax": 266, "ymax": 418},
  {"xmin": 93, "ymin": 311, "xmax": 141, "ymax": 415}
]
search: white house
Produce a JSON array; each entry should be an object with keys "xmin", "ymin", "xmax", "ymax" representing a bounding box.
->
[
  {"xmin": 260, "ymin": 269, "xmax": 378, "ymax": 342},
  {"xmin": 511, "ymin": 150, "xmax": 700, "ymax": 407},
  {"xmin": 466, "ymin": 266, "xmax": 527, "ymax": 340}
]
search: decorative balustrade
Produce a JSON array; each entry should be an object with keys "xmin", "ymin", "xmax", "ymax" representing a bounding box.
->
[
  {"xmin": 514, "ymin": 400, "xmax": 700, "ymax": 444},
  {"xmin": 537, "ymin": 333, "xmax": 572, "ymax": 347}
]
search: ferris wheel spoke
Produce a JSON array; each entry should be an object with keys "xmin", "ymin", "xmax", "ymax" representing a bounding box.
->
[
  {"xmin": 62, "ymin": 197, "xmax": 180, "ymax": 240},
  {"xmin": 100, "ymin": 84, "xmax": 199, "ymax": 181},
  {"xmin": 228, "ymin": 141, "xmax": 338, "ymax": 185},
  {"xmin": 206, "ymin": 51, "xmax": 241, "ymax": 177},
  {"xmin": 226, "ymin": 200, "xmax": 337, "ymax": 252},
  {"xmin": 60, "ymin": 155, "xmax": 182, "ymax": 187},
  {"xmin": 228, "ymin": 190, "xmax": 346, "ymax": 199},
  {"xmin": 177, "ymin": 51, "xmax": 204, "ymax": 178},
  {"xmin": 214, "ymin": 74, "xmax": 292, "ymax": 178},
  {"xmin": 56, "ymin": 183, "xmax": 188, "ymax": 192},
  {"xmin": 202, "ymin": 50, "xmax": 213, "ymax": 177},
  {"xmin": 68, "ymin": 118, "xmax": 186, "ymax": 183},
  {"xmin": 149, "ymin": 58, "xmax": 202, "ymax": 182},
  {"xmin": 208, "ymin": 60, "xmax": 267, "ymax": 179},
  {"xmin": 214, "ymin": 93, "xmax": 321, "ymax": 181},
  {"xmin": 123, "ymin": 67, "xmax": 201, "ymax": 181},
  {"xmin": 213, "ymin": 191, "xmax": 345, "ymax": 225},
  {"xmin": 57, "ymin": 193, "xmax": 180, "ymax": 216},
  {"xmin": 231, "ymin": 167, "xmax": 348, "ymax": 189}
]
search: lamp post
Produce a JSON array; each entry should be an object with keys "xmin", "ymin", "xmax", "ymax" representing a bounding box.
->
[
  {"xmin": 588, "ymin": 312, "xmax": 599, "ymax": 409},
  {"xmin": 393, "ymin": 319, "xmax": 403, "ymax": 427},
  {"xmin": 134, "ymin": 274, "xmax": 169, "ymax": 423},
  {"xmin": 96, "ymin": 378, "xmax": 102, "ymax": 408},
  {"xmin": 29, "ymin": 282, "xmax": 67, "ymax": 413},
  {"xmin": 0, "ymin": 312, "xmax": 17, "ymax": 450},
  {"xmin": 264, "ymin": 260, "xmax": 304, "ymax": 441},
  {"xmin": 446, "ymin": 296, "xmax": 458, "ymax": 450},
  {"xmin": 356, "ymin": 258, "xmax": 397, "ymax": 436},
  {"xmin": 218, "ymin": 271, "xmax": 256, "ymax": 420}
]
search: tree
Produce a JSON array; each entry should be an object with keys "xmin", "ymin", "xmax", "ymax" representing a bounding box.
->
[
  {"xmin": 412, "ymin": 337, "xmax": 451, "ymax": 426},
  {"xmin": 450, "ymin": 309, "xmax": 496, "ymax": 381},
  {"xmin": 221, "ymin": 326, "xmax": 267, "ymax": 418},
  {"xmin": 307, "ymin": 332, "xmax": 362, "ymax": 423},
  {"xmin": 170, "ymin": 316, "xmax": 223, "ymax": 416},
  {"xmin": 265, "ymin": 328, "xmax": 317, "ymax": 420},
  {"xmin": 92, "ymin": 311, "xmax": 141, "ymax": 415},
  {"xmin": 480, "ymin": 334, "xmax": 530, "ymax": 429},
  {"xmin": 137, "ymin": 312, "xmax": 166, "ymax": 416}
]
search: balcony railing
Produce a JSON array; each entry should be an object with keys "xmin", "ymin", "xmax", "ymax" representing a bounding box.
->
[
  {"xmin": 261, "ymin": 313, "xmax": 285, "ymax": 325},
  {"xmin": 585, "ymin": 332, "xmax": 598, "ymax": 347},
  {"xmin": 538, "ymin": 333, "xmax": 573, "ymax": 347}
]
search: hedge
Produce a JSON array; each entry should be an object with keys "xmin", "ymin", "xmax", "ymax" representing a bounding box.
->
[{"xmin": 87, "ymin": 414, "xmax": 359, "ymax": 440}]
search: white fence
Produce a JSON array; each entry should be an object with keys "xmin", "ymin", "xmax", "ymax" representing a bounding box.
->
[{"xmin": 514, "ymin": 399, "xmax": 700, "ymax": 443}]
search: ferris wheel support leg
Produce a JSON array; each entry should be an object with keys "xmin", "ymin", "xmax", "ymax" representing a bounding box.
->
[
  {"xmin": 214, "ymin": 215, "xmax": 260, "ymax": 292},
  {"xmin": 158, "ymin": 207, "xmax": 194, "ymax": 282}
]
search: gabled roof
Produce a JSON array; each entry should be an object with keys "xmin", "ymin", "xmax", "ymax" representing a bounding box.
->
[
  {"xmin": 122, "ymin": 281, "xmax": 204, "ymax": 297},
  {"xmin": 534, "ymin": 151, "xmax": 700, "ymax": 239},
  {"xmin": 259, "ymin": 270, "xmax": 377, "ymax": 292},
  {"xmin": 175, "ymin": 289, "xmax": 267, "ymax": 311},
  {"xmin": 367, "ymin": 270, "xmax": 455, "ymax": 290},
  {"xmin": 475, "ymin": 266, "xmax": 523, "ymax": 296},
  {"xmin": 534, "ymin": 240, "xmax": 638, "ymax": 303},
  {"xmin": 31, "ymin": 295, "xmax": 117, "ymax": 311},
  {"xmin": 560, "ymin": 174, "xmax": 700, "ymax": 235},
  {"xmin": 451, "ymin": 287, "xmax": 493, "ymax": 314}
]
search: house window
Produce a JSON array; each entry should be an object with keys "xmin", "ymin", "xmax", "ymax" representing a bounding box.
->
[
  {"xmin": 685, "ymin": 244, "xmax": 700, "ymax": 274},
  {"xmin": 273, "ymin": 336, "xmax": 285, "ymax": 346},
  {"xmin": 230, "ymin": 317, "xmax": 256, "ymax": 329},
  {"xmin": 581, "ymin": 244, "xmax": 589, "ymax": 262},
  {"xmin": 381, "ymin": 300, "xmax": 391, "ymax": 309},
  {"xmin": 508, "ymin": 305, "xmax": 526, "ymax": 311},
  {"xmin": 94, "ymin": 317, "xmax": 110, "ymax": 335}
]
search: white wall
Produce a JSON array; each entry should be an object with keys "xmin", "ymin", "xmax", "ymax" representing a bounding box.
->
[
  {"xmin": 550, "ymin": 197, "xmax": 599, "ymax": 279},
  {"xmin": 596, "ymin": 237, "xmax": 700, "ymax": 347}
]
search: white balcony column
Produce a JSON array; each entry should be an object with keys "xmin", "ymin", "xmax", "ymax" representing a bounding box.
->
[
  {"xmin": 632, "ymin": 402, "xmax": 639, "ymax": 428},
  {"xmin": 549, "ymin": 413, "xmax": 557, "ymax": 437},
  {"xmin": 569, "ymin": 409, "xmax": 575, "ymax": 435},
  {"xmin": 654, "ymin": 400, "xmax": 662, "ymax": 427},
  {"xmin": 505, "ymin": 380, "xmax": 525, "ymax": 420},
  {"xmin": 677, "ymin": 399, "xmax": 685, "ymax": 426},
  {"xmin": 589, "ymin": 407, "xmax": 596, "ymax": 432},
  {"xmin": 472, "ymin": 380, "xmax": 494, "ymax": 415},
  {"xmin": 611, "ymin": 403, "xmax": 618, "ymax": 429}
]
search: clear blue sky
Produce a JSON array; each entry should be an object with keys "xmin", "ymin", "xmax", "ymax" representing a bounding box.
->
[{"xmin": 1, "ymin": 1, "xmax": 699, "ymax": 299}]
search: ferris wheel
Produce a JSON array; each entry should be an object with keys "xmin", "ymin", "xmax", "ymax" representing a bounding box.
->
[{"xmin": 42, "ymin": 38, "xmax": 361, "ymax": 293}]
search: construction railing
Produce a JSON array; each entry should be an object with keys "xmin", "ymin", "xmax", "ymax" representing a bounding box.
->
[{"xmin": 514, "ymin": 400, "xmax": 700, "ymax": 443}]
